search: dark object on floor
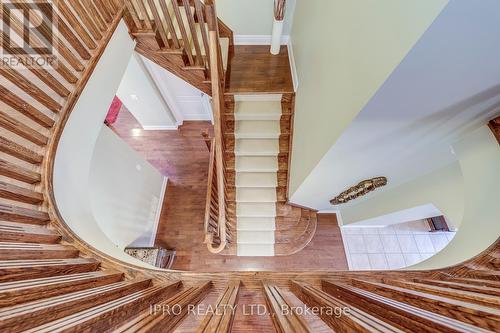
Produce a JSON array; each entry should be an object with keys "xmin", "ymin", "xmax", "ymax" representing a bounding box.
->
[
  {"xmin": 125, "ymin": 247, "xmax": 176, "ymax": 269},
  {"xmin": 427, "ymin": 216, "xmax": 450, "ymax": 232}
]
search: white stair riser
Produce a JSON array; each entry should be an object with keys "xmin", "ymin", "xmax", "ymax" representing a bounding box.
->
[
  {"xmin": 238, "ymin": 231, "xmax": 275, "ymax": 244},
  {"xmin": 237, "ymin": 244, "xmax": 275, "ymax": 256},
  {"xmin": 236, "ymin": 156, "xmax": 278, "ymax": 172},
  {"xmin": 236, "ymin": 173, "xmax": 277, "ymax": 188},
  {"xmin": 237, "ymin": 217, "xmax": 275, "ymax": 231},
  {"xmin": 235, "ymin": 121, "xmax": 280, "ymax": 139},
  {"xmin": 235, "ymin": 139, "xmax": 279, "ymax": 156},
  {"xmin": 237, "ymin": 188, "xmax": 277, "ymax": 202},
  {"xmin": 237, "ymin": 202, "xmax": 276, "ymax": 217}
]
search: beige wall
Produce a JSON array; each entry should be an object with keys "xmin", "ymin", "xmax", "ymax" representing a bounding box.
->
[
  {"xmin": 289, "ymin": 0, "xmax": 448, "ymax": 196},
  {"xmin": 217, "ymin": 0, "xmax": 296, "ymax": 35},
  {"xmin": 340, "ymin": 162, "xmax": 464, "ymax": 229},
  {"xmin": 413, "ymin": 126, "xmax": 500, "ymax": 269}
]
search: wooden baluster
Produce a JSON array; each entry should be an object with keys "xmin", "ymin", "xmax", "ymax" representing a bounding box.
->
[
  {"xmin": 158, "ymin": 0, "xmax": 181, "ymax": 49},
  {"xmin": 0, "ymin": 66, "xmax": 62, "ymax": 113},
  {"xmin": 68, "ymin": 0, "xmax": 103, "ymax": 40},
  {"xmin": 171, "ymin": 0, "xmax": 195, "ymax": 65},
  {"xmin": 204, "ymin": 138, "xmax": 216, "ymax": 244},
  {"xmin": 125, "ymin": 1, "xmax": 143, "ymax": 30},
  {"xmin": 146, "ymin": 0, "xmax": 170, "ymax": 48},
  {"xmin": 0, "ymin": 33, "xmax": 70, "ymax": 97},
  {"xmin": 183, "ymin": 0, "xmax": 203, "ymax": 66},
  {"xmin": 36, "ymin": 3, "xmax": 92, "ymax": 60},
  {"xmin": 82, "ymin": 0, "xmax": 107, "ymax": 32},
  {"xmin": 3, "ymin": 3, "xmax": 84, "ymax": 72},
  {"xmin": 195, "ymin": 0, "xmax": 210, "ymax": 70},
  {"xmin": 134, "ymin": 0, "xmax": 153, "ymax": 30},
  {"xmin": 94, "ymin": 0, "xmax": 113, "ymax": 23},
  {"xmin": 58, "ymin": 0, "xmax": 98, "ymax": 52}
]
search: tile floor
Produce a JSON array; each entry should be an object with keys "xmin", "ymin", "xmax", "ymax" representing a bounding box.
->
[{"xmin": 341, "ymin": 220, "xmax": 456, "ymax": 270}]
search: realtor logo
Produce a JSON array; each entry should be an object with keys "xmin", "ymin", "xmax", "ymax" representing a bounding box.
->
[{"xmin": 0, "ymin": 0, "xmax": 58, "ymax": 68}]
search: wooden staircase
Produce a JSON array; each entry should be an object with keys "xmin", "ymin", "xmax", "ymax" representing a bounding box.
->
[
  {"xmin": 0, "ymin": 0, "xmax": 497, "ymax": 332},
  {"xmin": 124, "ymin": 0, "xmax": 233, "ymax": 95}
]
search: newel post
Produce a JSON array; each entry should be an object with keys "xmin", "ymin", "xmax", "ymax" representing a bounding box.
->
[{"xmin": 271, "ymin": 0, "xmax": 286, "ymax": 55}]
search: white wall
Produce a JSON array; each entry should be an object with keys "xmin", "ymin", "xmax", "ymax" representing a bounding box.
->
[
  {"xmin": 413, "ymin": 126, "xmax": 500, "ymax": 269},
  {"xmin": 340, "ymin": 162, "xmax": 465, "ymax": 230},
  {"xmin": 90, "ymin": 126, "xmax": 166, "ymax": 249},
  {"xmin": 117, "ymin": 54, "xmax": 177, "ymax": 130},
  {"xmin": 142, "ymin": 56, "xmax": 212, "ymax": 123},
  {"xmin": 54, "ymin": 21, "xmax": 156, "ymax": 268}
]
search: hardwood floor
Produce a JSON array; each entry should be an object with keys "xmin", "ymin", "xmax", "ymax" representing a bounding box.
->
[
  {"xmin": 111, "ymin": 108, "xmax": 347, "ymax": 272},
  {"xmin": 226, "ymin": 45, "xmax": 294, "ymax": 94}
]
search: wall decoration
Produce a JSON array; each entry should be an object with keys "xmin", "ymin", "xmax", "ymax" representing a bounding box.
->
[{"xmin": 330, "ymin": 177, "xmax": 387, "ymax": 205}]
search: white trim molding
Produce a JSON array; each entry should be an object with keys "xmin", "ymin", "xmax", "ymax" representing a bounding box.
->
[
  {"xmin": 142, "ymin": 125, "xmax": 179, "ymax": 131},
  {"xmin": 148, "ymin": 176, "xmax": 168, "ymax": 246},
  {"xmin": 234, "ymin": 94, "xmax": 283, "ymax": 102},
  {"xmin": 234, "ymin": 34, "xmax": 290, "ymax": 46},
  {"xmin": 287, "ymin": 37, "xmax": 298, "ymax": 92}
]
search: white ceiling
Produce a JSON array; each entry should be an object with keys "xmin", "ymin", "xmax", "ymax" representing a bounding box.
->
[{"xmin": 291, "ymin": 0, "xmax": 500, "ymax": 210}]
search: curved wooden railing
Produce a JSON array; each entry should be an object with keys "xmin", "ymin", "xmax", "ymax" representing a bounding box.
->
[{"xmin": 0, "ymin": 1, "xmax": 498, "ymax": 331}]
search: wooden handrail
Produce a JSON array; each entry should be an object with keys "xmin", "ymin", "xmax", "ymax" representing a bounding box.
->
[{"xmin": 202, "ymin": 0, "xmax": 230, "ymax": 254}]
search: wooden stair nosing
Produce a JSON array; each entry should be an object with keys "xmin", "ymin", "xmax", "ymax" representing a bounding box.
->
[
  {"xmin": 290, "ymin": 280, "xmax": 404, "ymax": 333},
  {"xmin": 116, "ymin": 281, "xmax": 211, "ymax": 332},
  {"xmin": 0, "ymin": 221, "xmax": 61, "ymax": 244},
  {"xmin": 0, "ymin": 136, "xmax": 43, "ymax": 164},
  {"xmin": 0, "ymin": 242, "xmax": 80, "ymax": 260},
  {"xmin": 196, "ymin": 281, "xmax": 240, "ymax": 333},
  {"xmin": 0, "ymin": 258, "xmax": 101, "ymax": 282},
  {"xmin": 322, "ymin": 280, "xmax": 494, "ymax": 333},
  {"xmin": 349, "ymin": 278, "xmax": 500, "ymax": 327},
  {"xmin": 382, "ymin": 278, "xmax": 500, "ymax": 308},
  {"xmin": 263, "ymin": 282, "xmax": 310, "ymax": 333},
  {"xmin": 412, "ymin": 278, "xmax": 500, "ymax": 297},
  {"xmin": 26, "ymin": 282, "xmax": 182, "ymax": 333},
  {"xmin": 0, "ymin": 110, "xmax": 50, "ymax": 145},
  {"xmin": 0, "ymin": 270, "xmax": 124, "ymax": 307},
  {"xmin": 0, "ymin": 85, "xmax": 56, "ymax": 128},
  {"xmin": 0, "ymin": 181, "xmax": 43, "ymax": 204},
  {"xmin": 0, "ymin": 204, "xmax": 49, "ymax": 224},
  {"xmin": 0, "ymin": 159, "xmax": 41, "ymax": 184},
  {"xmin": 0, "ymin": 279, "xmax": 153, "ymax": 332}
]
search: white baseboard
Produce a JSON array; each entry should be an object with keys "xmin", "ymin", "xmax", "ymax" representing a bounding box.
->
[
  {"xmin": 148, "ymin": 176, "xmax": 168, "ymax": 247},
  {"xmin": 142, "ymin": 125, "xmax": 178, "ymax": 131},
  {"xmin": 287, "ymin": 38, "xmax": 298, "ymax": 92},
  {"xmin": 234, "ymin": 94, "xmax": 283, "ymax": 102},
  {"xmin": 234, "ymin": 35, "xmax": 290, "ymax": 45}
]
